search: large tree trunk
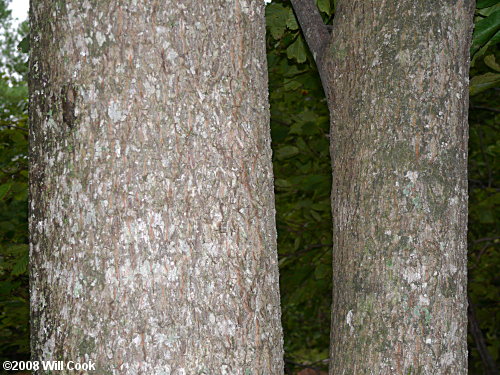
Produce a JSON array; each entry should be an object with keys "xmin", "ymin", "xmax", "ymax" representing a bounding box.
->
[
  {"xmin": 292, "ymin": 0, "xmax": 474, "ymax": 373},
  {"xmin": 29, "ymin": 1, "xmax": 283, "ymax": 373}
]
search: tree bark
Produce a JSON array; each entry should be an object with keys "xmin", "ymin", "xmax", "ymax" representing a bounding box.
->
[
  {"xmin": 29, "ymin": 1, "xmax": 284, "ymax": 374},
  {"xmin": 292, "ymin": 0, "xmax": 474, "ymax": 373},
  {"xmin": 289, "ymin": 0, "xmax": 329, "ymax": 77},
  {"xmin": 326, "ymin": 1, "xmax": 474, "ymax": 373}
]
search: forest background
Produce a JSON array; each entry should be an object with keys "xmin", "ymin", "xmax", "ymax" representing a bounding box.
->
[{"xmin": 0, "ymin": 0, "xmax": 498, "ymax": 373}]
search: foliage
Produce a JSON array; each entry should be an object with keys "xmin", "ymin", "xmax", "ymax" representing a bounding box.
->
[
  {"xmin": 266, "ymin": 1, "xmax": 334, "ymax": 371},
  {"xmin": 470, "ymin": 1, "xmax": 500, "ymax": 95},
  {"xmin": 0, "ymin": 0, "xmax": 29, "ymax": 362},
  {"xmin": 468, "ymin": 53, "xmax": 500, "ymax": 373},
  {"xmin": 465, "ymin": 3, "xmax": 499, "ymax": 372}
]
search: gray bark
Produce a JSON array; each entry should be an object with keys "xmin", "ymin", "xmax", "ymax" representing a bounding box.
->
[
  {"xmin": 29, "ymin": 0, "xmax": 284, "ymax": 374},
  {"xmin": 289, "ymin": 0, "xmax": 329, "ymax": 81},
  {"xmin": 291, "ymin": 0, "xmax": 475, "ymax": 373}
]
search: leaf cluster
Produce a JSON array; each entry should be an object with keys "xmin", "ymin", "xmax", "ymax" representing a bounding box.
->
[
  {"xmin": 470, "ymin": 1, "xmax": 500, "ymax": 95},
  {"xmin": 468, "ymin": 67, "xmax": 500, "ymax": 374},
  {"xmin": 467, "ymin": 3, "xmax": 500, "ymax": 372}
]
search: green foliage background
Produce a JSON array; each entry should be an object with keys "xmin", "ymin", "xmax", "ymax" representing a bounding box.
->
[
  {"xmin": 0, "ymin": 0, "xmax": 498, "ymax": 373},
  {"xmin": 0, "ymin": 0, "xmax": 29, "ymax": 363}
]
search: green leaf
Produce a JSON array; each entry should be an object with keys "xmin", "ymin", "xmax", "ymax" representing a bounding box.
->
[
  {"xmin": 477, "ymin": 0, "xmax": 499, "ymax": 9},
  {"xmin": 283, "ymin": 79, "xmax": 302, "ymax": 91},
  {"xmin": 298, "ymin": 109, "xmax": 318, "ymax": 123},
  {"xmin": 287, "ymin": 36, "xmax": 307, "ymax": 64},
  {"xmin": 471, "ymin": 30, "xmax": 500, "ymax": 66},
  {"xmin": 271, "ymin": 124, "xmax": 289, "ymax": 143},
  {"xmin": 310, "ymin": 209, "xmax": 322, "ymax": 222},
  {"xmin": 301, "ymin": 175, "xmax": 330, "ymax": 192},
  {"xmin": 276, "ymin": 145, "xmax": 300, "ymax": 160},
  {"xmin": 477, "ymin": 206, "xmax": 495, "ymax": 223},
  {"xmin": 471, "ymin": 9, "xmax": 500, "ymax": 57},
  {"xmin": 266, "ymin": 3, "xmax": 289, "ymax": 40},
  {"xmin": 17, "ymin": 34, "xmax": 29, "ymax": 54},
  {"xmin": 289, "ymin": 121, "xmax": 303, "ymax": 135},
  {"xmin": 293, "ymin": 236, "xmax": 301, "ymax": 250},
  {"xmin": 289, "ymin": 285, "xmax": 308, "ymax": 304},
  {"xmin": 287, "ymin": 8, "xmax": 299, "ymax": 30},
  {"xmin": 470, "ymin": 72, "xmax": 500, "ymax": 95},
  {"xmin": 317, "ymin": 0, "xmax": 330, "ymax": 14},
  {"xmin": 275, "ymin": 178, "xmax": 292, "ymax": 188},
  {"xmin": 478, "ymin": 3, "xmax": 500, "ymax": 17},
  {"xmin": 11, "ymin": 251, "xmax": 29, "ymax": 276},
  {"xmin": 314, "ymin": 263, "xmax": 330, "ymax": 280},
  {"xmin": 484, "ymin": 54, "xmax": 500, "ymax": 71},
  {"xmin": 0, "ymin": 183, "xmax": 12, "ymax": 200},
  {"xmin": 3, "ymin": 244, "xmax": 29, "ymax": 256},
  {"xmin": 296, "ymin": 137, "xmax": 309, "ymax": 152}
]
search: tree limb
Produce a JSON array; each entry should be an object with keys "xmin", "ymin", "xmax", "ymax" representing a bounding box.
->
[
  {"xmin": 279, "ymin": 243, "xmax": 332, "ymax": 258},
  {"xmin": 284, "ymin": 358, "xmax": 329, "ymax": 374},
  {"xmin": 472, "ymin": 236, "xmax": 500, "ymax": 244},
  {"xmin": 0, "ymin": 124, "xmax": 28, "ymax": 131},
  {"xmin": 470, "ymin": 105, "xmax": 500, "ymax": 113},
  {"xmin": 290, "ymin": 0, "xmax": 330, "ymax": 72}
]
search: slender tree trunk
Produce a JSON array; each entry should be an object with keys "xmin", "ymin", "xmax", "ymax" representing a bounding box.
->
[
  {"xmin": 292, "ymin": 0, "xmax": 474, "ymax": 373},
  {"xmin": 29, "ymin": 1, "xmax": 284, "ymax": 373}
]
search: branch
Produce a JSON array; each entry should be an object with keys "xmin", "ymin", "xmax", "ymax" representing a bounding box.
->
[
  {"xmin": 290, "ymin": 0, "xmax": 330, "ymax": 69},
  {"xmin": 279, "ymin": 243, "xmax": 332, "ymax": 258},
  {"xmin": 284, "ymin": 358, "xmax": 329, "ymax": 374},
  {"xmin": 0, "ymin": 124, "xmax": 28, "ymax": 131},
  {"xmin": 468, "ymin": 297, "xmax": 500, "ymax": 375},
  {"xmin": 472, "ymin": 236, "xmax": 500, "ymax": 244},
  {"xmin": 470, "ymin": 105, "xmax": 500, "ymax": 113}
]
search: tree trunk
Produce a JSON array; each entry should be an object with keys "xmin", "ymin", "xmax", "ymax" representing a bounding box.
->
[
  {"xmin": 292, "ymin": 0, "xmax": 474, "ymax": 373},
  {"xmin": 29, "ymin": 1, "xmax": 283, "ymax": 374},
  {"xmin": 327, "ymin": 2, "xmax": 474, "ymax": 373}
]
